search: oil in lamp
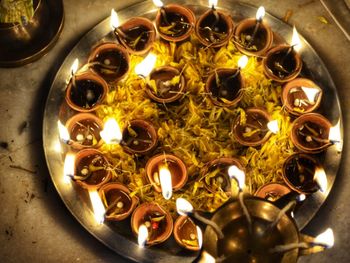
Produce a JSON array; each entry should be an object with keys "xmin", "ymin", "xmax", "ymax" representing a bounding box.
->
[
  {"xmin": 205, "ymin": 55, "xmax": 248, "ymax": 107},
  {"xmin": 195, "ymin": 0, "xmax": 234, "ymax": 48},
  {"xmin": 282, "ymin": 78, "xmax": 323, "ymax": 116},
  {"xmin": 173, "ymin": 215, "xmax": 203, "ymax": 251},
  {"xmin": 254, "ymin": 182, "xmax": 291, "ymax": 202},
  {"xmin": 121, "ymin": 119, "xmax": 158, "ymax": 155},
  {"xmin": 110, "ymin": 9, "xmax": 156, "ymax": 55},
  {"xmin": 234, "ymin": 6, "xmax": 273, "ymax": 57},
  {"xmin": 263, "ymin": 26, "xmax": 302, "ymax": 82},
  {"xmin": 153, "ymin": 0, "xmax": 195, "ymax": 42}
]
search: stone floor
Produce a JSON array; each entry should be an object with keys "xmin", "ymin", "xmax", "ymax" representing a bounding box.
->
[{"xmin": 0, "ymin": 0, "xmax": 349, "ymax": 262}]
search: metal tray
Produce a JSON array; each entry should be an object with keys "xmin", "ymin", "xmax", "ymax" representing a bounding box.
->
[{"xmin": 43, "ymin": 1, "xmax": 343, "ymax": 262}]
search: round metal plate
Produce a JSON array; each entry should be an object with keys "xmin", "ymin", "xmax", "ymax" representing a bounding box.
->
[{"xmin": 43, "ymin": 1, "xmax": 343, "ymax": 262}]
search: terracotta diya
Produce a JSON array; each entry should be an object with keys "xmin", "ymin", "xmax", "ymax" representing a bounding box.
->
[
  {"xmin": 282, "ymin": 153, "xmax": 321, "ymax": 195},
  {"xmin": 121, "ymin": 119, "xmax": 158, "ymax": 155},
  {"xmin": 146, "ymin": 154, "xmax": 188, "ymax": 193},
  {"xmin": 99, "ymin": 183, "xmax": 139, "ymax": 221},
  {"xmin": 232, "ymin": 107, "xmax": 272, "ymax": 147},
  {"xmin": 255, "ymin": 183, "xmax": 292, "ymax": 202},
  {"xmin": 65, "ymin": 113, "xmax": 104, "ymax": 150},
  {"xmin": 155, "ymin": 4, "xmax": 195, "ymax": 42},
  {"xmin": 195, "ymin": 8, "xmax": 234, "ymax": 48},
  {"xmin": 88, "ymin": 42, "xmax": 130, "ymax": 83},
  {"xmin": 131, "ymin": 202, "xmax": 173, "ymax": 246},
  {"xmin": 263, "ymin": 45, "xmax": 302, "ymax": 82},
  {"xmin": 205, "ymin": 68, "xmax": 244, "ymax": 107},
  {"xmin": 115, "ymin": 17, "xmax": 156, "ymax": 55},
  {"xmin": 174, "ymin": 216, "xmax": 201, "ymax": 251},
  {"xmin": 291, "ymin": 113, "xmax": 332, "ymax": 153},
  {"xmin": 74, "ymin": 149, "xmax": 111, "ymax": 190},
  {"xmin": 65, "ymin": 71, "xmax": 108, "ymax": 112},
  {"xmin": 282, "ymin": 78, "xmax": 323, "ymax": 116},
  {"xmin": 146, "ymin": 66, "xmax": 186, "ymax": 103}
]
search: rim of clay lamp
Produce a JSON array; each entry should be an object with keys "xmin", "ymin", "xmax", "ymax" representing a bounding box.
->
[
  {"xmin": 173, "ymin": 215, "xmax": 201, "ymax": 251},
  {"xmin": 254, "ymin": 182, "xmax": 292, "ymax": 201}
]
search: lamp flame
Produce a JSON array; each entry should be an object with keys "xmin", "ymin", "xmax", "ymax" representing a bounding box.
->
[
  {"xmin": 138, "ymin": 224, "xmax": 148, "ymax": 247},
  {"xmin": 199, "ymin": 251, "xmax": 216, "ymax": 263},
  {"xmin": 153, "ymin": 0, "xmax": 164, "ymax": 8},
  {"xmin": 89, "ymin": 190, "xmax": 106, "ymax": 224},
  {"xmin": 267, "ymin": 120, "xmax": 279, "ymax": 134},
  {"xmin": 314, "ymin": 228, "xmax": 334, "ymax": 248},
  {"xmin": 301, "ymin": 86, "xmax": 320, "ymax": 104},
  {"xmin": 297, "ymin": 194, "xmax": 306, "ymax": 202},
  {"xmin": 135, "ymin": 53, "xmax": 157, "ymax": 77},
  {"xmin": 196, "ymin": 226, "xmax": 203, "ymax": 248},
  {"xmin": 238, "ymin": 55, "xmax": 249, "ymax": 69},
  {"xmin": 100, "ymin": 118, "xmax": 122, "ymax": 144},
  {"xmin": 228, "ymin": 165, "xmax": 245, "ymax": 190},
  {"xmin": 57, "ymin": 120, "xmax": 70, "ymax": 144},
  {"xmin": 71, "ymin": 58, "xmax": 79, "ymax": 75},
  {"xmin": 209, "ymin": 0, "xmax": 218, "ymax": 8},
  {"xmin": 176, "ymin": 198, "xmax": 194, "ymax": 216},
  {"xmin": 63, "ymin": 153, "xmax": 75, "ymax": 183},
  {"xmin": 314, "ymin": 166, "xmax": 328, "ymax": 193},
  {"xmin": 256, "ymin": 6, "xmax": 265, "ymax": 21},
  {"xmin": 291, "ymin": 26, "xmax": 302, "ymax": 52},
  {"xmin": 328, "ymin": 119, "xmax": 342, "ymax": 145},
  {"xmin": 110, "ymin": 9, "xmax": 119, "ymax": 29},
  {"xmin": 159, "ymin": 165, "xmax": 173, "ymax": 200}
]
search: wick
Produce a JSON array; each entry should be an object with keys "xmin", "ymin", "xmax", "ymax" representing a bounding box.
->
[
  {"xmin": 264, "ymin": 200, "xmax": 296, "ymax": 235},
  {"xmin": 160, "ymin": 7, "xmax": 170, "ymax": 26},
  {"xmin": 298, "ymin": 130, "xmax": 332, "ymax": 145},
  {"xmin": 247, "ymin": 19, "xmax": 261, "ymax": 48},
  {"xmin": 71, "ymin": 70, "xmax": 77, "ymax": 89},
  {"xmin": 269, "ymin": 242, "xmax": 309, "ymax": 253},
  {"xmin": 193, "ymin": 211, "xmax": 224, "ymax": 239},
  {"xmin": 211, "ymin": 6, "xmax": 220, "ymax": 26},
  {"xmin": 238, "ymin": 190, "xmax": 253, "ymax": 234}
]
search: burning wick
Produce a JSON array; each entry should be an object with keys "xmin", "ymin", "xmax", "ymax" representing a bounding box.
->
[
  {"xmin": 228, "ymin": 165, "xmax": 252, "ymax": 233},
  {"xmin": 135, "ymin": 52, "xmax": 157, "ymax": 79},
  {"xmin": 70, "ymin": 58, "xmax": 79, "ymax": 88},
  {"xmin": 231, "ymin": 55, "xmax": 249, "ymax": 79},
  {"xmin": 89, "ymin": 190, "xmax": 106, "ymax": 224},
  {"xmin": 209, "ymin": 0, "xmax": 220, "ymax": 24},
  {"xmin": 176, "ymin": 198, "xmax": 224, "ymax": 239},
  {"xmin": 159, "ymin": 165, "xmax": 173, "ymax": 200},
  {"xmin": 247, "ymin": 6, "xmax": 265, "ymax": 48},
  {"xmin": 152, "ymin": 0, "xmax": 170, "ymax": 26},
  {"xmin": 100, "ymin": 118, "xmax": 122, "ymax": 145},
  {"xmin": 63, "ymin": 153, "xmax": 75, "ymax": 184},
  {"xmin": 110, "ymin": 9, "xmax": 135, "ymax": 43},
  {"xmin": 314, "ymin": 166, "xmax": 328, "ymax": 193},
  {"xmin": 283, "ymin": 26, "xmax": 301, "ymax": 60},
  {"xmin": 138, "ymin": 224, "xmax": 149, "ymax": 247},
  {"xmin": 57, "ymin": 120, "xmax": 72, "ymax": 145}
]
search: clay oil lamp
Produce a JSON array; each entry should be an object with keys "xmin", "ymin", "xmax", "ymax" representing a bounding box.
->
[
  {"xmin": 174, "ymin": 216, "xmax": 203, "ymax": 251},
  {"xmin": 146, "ymin": 154, "xmax": 188, "ymax": 195},
  {"xmin": 88, "ymin": 42, "xmax": 130, "ymax": 83},
  {"xmin": 205, "ymin": 55, "xmax": 248, "ymax": 107},
  {"xmin": 234, "ymin": 6, "xmax": 273, "ymax": 57},
  {"xmin": 232, "ymin": 107, "xmax": 275, "ymax": 147},
  {"xmin": 282, "ymin": 153, "xmax": 328, "ymax": 195},
  {"xmin": 110, "ymin": 9, "xmax": 156, "ymax": 55},
  {"xmin": 282, "ymin": 78, "xmax": 323, "ymax": 116},
  {"xmin": 121, "ymin": 119, "xmax": 158, "ymax": 155},
  {"xmin": 195, "ymin": 0, "xmax": 234, "ymax": 48},
  {"xmin": 98, "ymin": 183, "xmax": 139, "ymax": 221},
  {"xmin": 73, "ymin": 149, "xmax": 111, "ymax": 190},
  {"xmin": 153, "ymin": 0, "xmax": 195, "ymax": 42},
  {"xmin": 131, "ymin": 202, "xmax": 173, "ymax": 246},
  {"xmin": 65, "ymin": 59, "xmax": 108, "ymax": 113},
  {"xmin": 146, "ymin": 66, "xmax": 186, "ymax": 103},
  {"xmin": 291, "ymin": 113, "xmax": 332, "ymax": 153},
  {"xmin": 64, "ymin": 113, "xmax": 104, "ymax": 150},
  {"xmin": 255, "ymin": 183, "xmax": 292, "ymax": 202},
  {"xmin": 263, "ymin": 27, "xmax": 302, "ymax": 82},
  {"xmin": 200, "ymin": 157, "xmax": 244, "ymax": 195}
]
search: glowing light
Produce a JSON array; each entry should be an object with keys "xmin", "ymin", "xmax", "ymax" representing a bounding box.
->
[
  {"xmin": 138, "ymin": 224, "xmax": 148, "ymax": 247},
  {"xmin": 267, "ymin": 120, "xmax": 279, "ymax": 134},
  {"xmin": 256, "ymin": 6, "xmax": 265, "ymax": 21},
  {"xmin": 238, "ymin": 55, "xmax": 249, "ymax": 69},
  {"xmin": 63, "ymin": 153, "xmax": 75, "ymax": 183},
  {"xmin": 199, "ymin": 251, "xmax": 216, "ymax": 263},
  {"xmin": 314, "ymin": 167, "xmax": 328, "ymax": 193},
  {"xmin": 209, "ymin": 0, "xmax": 218, "ymax": 8},
  {"xmin": 297, "ymin": 194, "xmax": 306, "ymax": 202},
  {"xmin": 159, "ymin": 166, "xmax": 172, "ymax": 200},
  {"xmin": 100, "ymin": 118, "xmax": 122, "ymax": 144},
  {"xmin": 89, "ymin": 190, "xmax": 106, "ymax": 224},
  {"xmin": 196, "ymin": 226, "xmax": 203, "ymax": 248},
  {"xmin": 301, "ymin": 86, "xmax": 320, "ymax": 104},
  {"xmin": 228, "ymin": 165, "xmax": 245, "ymax": 190},
  {"xmin": 71, "ymin": 58, "xmax": 79, "ymax": 75},
  {"xmin": 291, "ymin": 26, "xmax": 302, "ymax": 52},
  {"xmin": 153, "ymin": 0, "xmax": 164, "ymax": 8},
  {"xmin": 57, "ymin": 120, "xmax": 70, "ymax": 144},
  {"xmin": 53, "ymin": 140, "xmax": 62, "ymax": 153},
  {"xmin": 328, "ymin": 120, "xmax": 342, "ymax": 152},
  {"xmin": 110, "ymin": 9, "xmax": 119, "ymax": 29},
  {"xmin": 135, "ymin": 53, "xmax": 157, "ymax": 77},
  {"xmin": 176, "ymin": 198, "xmax": 194, "ymax": 216},
  {"xmin": 314, "ymin": 228, "xmax": 334, "ymax": 248}
]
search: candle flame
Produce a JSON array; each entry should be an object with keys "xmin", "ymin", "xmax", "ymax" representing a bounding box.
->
[
  {"xmin": 71, "ymin": 58, "xmax": 79, "ymax": 75},
  {"xmin": 267, "ymin": 120, "xmax": 279, "ymax": 134},
  {"xmin": 256, "ymin": 6, "xmax": 265, "ymax": 21},
  {"xmin": 238, "ymin": 55, "xmax": 249, "ymax": 69},
  {"xmin": 89, "ymin": 190, "xmax": 106, "ymax": 224},
  {"xmin": 159, "ymin": 165, "xmax": 173, "ymax": 200},
  {"xmin": 314, "ymin": 228, "xmax": 334, "ymax": 248},
  {"xmin": 100, "ymin": 118, "xmax": 122, "ymax": 144},
  {"xmin": 57, "ymin": 120, "xmax": 70, "ymax": 144},
  {"xmin": 291, "ymin": 26, "xmax": 302, "ymax": 52},
  {"xmin": 301, "ymin": 86, "xmax": 320, "ymax": 104},
  {"xmin": 63, "ymin": 153, "xmax": 75, "ymax": 183},
  {"xmin": 228, "ymin": 165, "xmax": 245, "ymax": 190},
  {"xmin": 297, "ymin": 194, "xmax": 306, "ymax": 202},
  {"xmin": 153, "ymin": 0, "xmax": 164, "ymax": 8},
  {"xmin": 176, "ymin": 198, "xmax": 194, "ymax": 216},
  {"xmin": 209, "ymin": 0, "xmax": 218, "ymax": 8},
  {"xmin": 314, "ymin": 166, "xmax": 328, "ymax": 193},
  {"xmin": 328, "ymin": 119, "xmax": 342, "ymax": 152},
  {"xmin": 196, "ymin": 226, "xmax": 203, "ymax": 248},
  {"xmin": 199, "ymin": 251, "xmax": 216, "ymax": 263},
  {"xmin": 110, "ymin": 9, "xmax": 119, "ymax": 29},
  {"xmin": 138, "ymin": 224, "xmax": 149, "ymax": 247},
  {"xmin": 135, "ymin": 53, "xmax": 157, "ymax": 77}
]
